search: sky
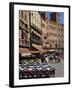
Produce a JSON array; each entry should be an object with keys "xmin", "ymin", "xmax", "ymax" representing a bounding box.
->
[{"xmin": 48, "ymin": 12, "xmax": 64, "ymax": 24}]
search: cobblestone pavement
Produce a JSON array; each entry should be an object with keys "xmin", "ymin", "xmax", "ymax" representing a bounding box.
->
[{"xmin": 48, "ymin": 60, "xmax": 64, "ymax": 77}]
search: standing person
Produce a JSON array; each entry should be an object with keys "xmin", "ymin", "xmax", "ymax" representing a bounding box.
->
[
  {"xmin": 53, "ymin": 54, "xmax": 56, "ymax": 63},
  {"xmin": 41, "ymin": 53, "xmax": 45, "ymax": 63},
  {"xmin": 44, "ymin": 53, "xmax": 49, "ymax": 63}
]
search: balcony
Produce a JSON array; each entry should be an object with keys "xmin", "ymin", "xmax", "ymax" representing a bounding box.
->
[
  {"xmin": 31, "ymin": 23, "xmax": 42, "ymax": 35},
  {"xmin": 31, "ymin": 38, "xmax": 42, "ymax": 45},
  {"xmin": 31, "ymin": 32, "xmax": 42, "ymax": 45},
  {"xmin": 19, "ymin": 21, "xmax": 29, "ymax": 33},
  {"xmin": 31, "ymin": 31, "xmax": 42, "ymax": 44},
  {"xmin": 20, "ymin": 17, "xmax": 29, "ymax": 25}
]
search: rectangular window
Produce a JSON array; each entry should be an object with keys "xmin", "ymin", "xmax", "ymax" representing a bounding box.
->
[
  {"xmin": 22, "ymin": 31, "xmax": 24, "ymax": 39},
  {"xmin": 49, "ymin": 25, "xmax": 56, "ymax": 30},
  {"xmin": 24, "ymin": 14, "xmax": 26, "ymax": 20},
  {"xmin": 21, "ymin": 11, "xmax": 23, "ymax": 18}
]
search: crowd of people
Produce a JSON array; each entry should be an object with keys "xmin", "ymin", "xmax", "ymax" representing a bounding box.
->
[{"xmin": 41, "ymin": 50, "xmax": 64, "ymax": 64}]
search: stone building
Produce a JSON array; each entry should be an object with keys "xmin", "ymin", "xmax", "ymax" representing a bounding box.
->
[
  {"xmin": 30, "ymin": 11, "xmax": 44, "ymax": 53},
  {"xmin": 40, "ymin": 12, "xmax": 49, "ymax": 49},
  {"xmin": 41, "ymin": 12, "xmax": 64, "ymax": 49},
  {"xmin": 19, "ymin": 11, "xmax": 64, "ymax": 64},
  {"xmin": 19, "ymin": 10, "xmax": 30, "ymax": 48}
]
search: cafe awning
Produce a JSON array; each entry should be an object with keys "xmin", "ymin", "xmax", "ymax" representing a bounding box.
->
[
  {"xmin": 19, "ymin": 48, "xmax": 31, "ymax": 53},
  {"xmin": 32, "ymin": 44, "xmax": 48, "ymax": 53},
  {"xmin": 19, "ymin": 47, "xmax": 40, "ymax": 57},
  {"xmin": 19, "ymin": 48, "xmax": 31, "ymax": 56},
  {"xmin": 48, "ymin": 49, "xmax": 56, "ymax": 52}
]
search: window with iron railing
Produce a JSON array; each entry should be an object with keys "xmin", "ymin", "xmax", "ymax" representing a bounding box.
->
[
  {"xmin": 19, "ymin": 38, "xmax": 30, "ymax": 47},
  {"xmin": 31, "ymin": 25, "xmax": 42, "ymax": 35},
  {"xmin": 19, "ymin": 30, "xmax": 30, "ymax": 47},
  {"xmin": 44, "ymin": 36, "xmax": 47, "ymax": 39},
  {"xmin": 49, "ymin": 25, "xmax": 56, "ymax": 30},
  {"xmin": 21, "ymin": 11, "xmax": 23, "ymax": 18},
  {"xmin": 19, "ymin": 20, "xmax": 28, "ymax": 30},
  {"xmin": 31, "ymin": 32, "xmax": 42, "ymax": 45}
]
